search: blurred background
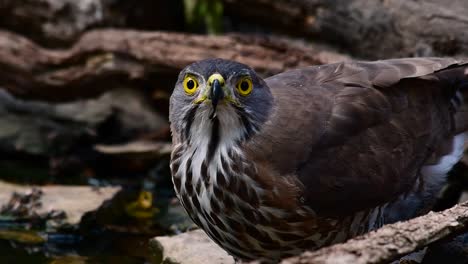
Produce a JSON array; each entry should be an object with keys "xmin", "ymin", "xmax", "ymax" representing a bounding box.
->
[{"xmin": 0, "ymin": 0, "xmax": 467, "ymax": 263}]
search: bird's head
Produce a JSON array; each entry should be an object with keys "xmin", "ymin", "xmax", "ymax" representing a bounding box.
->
[{"xmin": 169, "ymin": 58, "xmax": 273, "ymax": 148}]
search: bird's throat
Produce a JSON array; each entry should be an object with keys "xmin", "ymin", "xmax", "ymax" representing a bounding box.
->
[{"xmin": 206, "ymin": 116, "xmax": 220, "ymax": 162}]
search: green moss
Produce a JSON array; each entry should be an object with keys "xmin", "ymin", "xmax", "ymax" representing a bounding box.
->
[
  {"xmin": 184, "ymin": 0, "xmax": 223, "ymax": 34},
  {"xmin": 0, "ymin": 230, "xmax": 45, "ymax": 244}
]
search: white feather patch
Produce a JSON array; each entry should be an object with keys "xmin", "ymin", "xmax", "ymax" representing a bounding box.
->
[{"xmin": 420, "ymin": 133, "xmax": 467, "ymax": 188}]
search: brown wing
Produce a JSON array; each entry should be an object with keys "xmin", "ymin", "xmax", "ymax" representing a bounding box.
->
[{"xmin": 248, "ymin": 58, "xmax": 468, "ymax": 217}]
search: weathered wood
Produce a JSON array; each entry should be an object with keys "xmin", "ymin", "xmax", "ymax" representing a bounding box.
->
[
  {"xmin": 280, "ymin": 201, "xmax": 468, "ymax": 264},
  {"xmin": 0, "ymin": 0, "xmax": 184, "ymax": 46},
  {"xmin": 3, "ymin": 1, "xmax": 468, "ymax": 60},
  {"xmin": 223, "ymin": 0, "xmax": 468, "ymax": 59},
  {"xmin": 0, "ymin": 29, "xmax": 348, "ymax": 102}
]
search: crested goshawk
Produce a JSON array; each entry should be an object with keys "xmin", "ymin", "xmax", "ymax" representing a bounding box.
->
[{"xmin": 169, "ymin": 58, "xmax": 468, "ymax": 262}]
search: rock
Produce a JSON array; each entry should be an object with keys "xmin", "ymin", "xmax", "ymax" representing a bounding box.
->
[
  {"xmin": 149, "ymin": 229, "xmax": 234, "ymax": 264},
  {"xmin": 94, "ymin": 141, "xmax": 172, "ymax": 159},
  {"xmin": 0, "ymin": 88, "xmax": 167, "ymax": 157},
  {"xmin": 0, "ymin": 87, "xmax": 169, "ymax": 176},
  {"xmin": 0, "ymin": 180, "xmax": 120, "ymax": 225}
]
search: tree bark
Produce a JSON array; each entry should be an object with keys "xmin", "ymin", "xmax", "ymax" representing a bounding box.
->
[
  {"xmin": 279, "ymin": 201, "xmax": 468, "ymax": 264},
  {"xmin": 3, "ymin": 1, "xmax": 468, "ymax": 60},
  {"xmin": 0, "ymin": 0, "xmax": 185, "ymax": 47},
  {"xmin": 223, "ymin": 0, "xmax": 468, "ymax": 59},
  {"xmin": 0, "ymin": 29, "xmax": 348, "ymax": 102}
]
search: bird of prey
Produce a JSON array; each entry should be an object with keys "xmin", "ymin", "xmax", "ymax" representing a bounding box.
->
[{"xmin": 169, "ymin": 58, "xmax": 468, "ymax": 262}]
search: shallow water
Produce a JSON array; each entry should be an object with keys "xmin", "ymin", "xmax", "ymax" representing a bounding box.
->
[
  {"xmin": 0, "ymin": 227, "xmax": 155, "ymax": 264},
  {"xmin": 0, "ymin": 157, "xmax": 188, "ymax": 264}
]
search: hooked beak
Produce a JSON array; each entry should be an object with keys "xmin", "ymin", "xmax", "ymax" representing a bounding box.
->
[
  {"xmin": 207, "ymin": 74, "xmax": 225, "ymax": 119},
  {"xmin": 211, "ymin": 79, "xmax": 224, "ymax": 112}
]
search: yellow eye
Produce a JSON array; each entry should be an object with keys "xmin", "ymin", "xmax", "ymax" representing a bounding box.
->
[
  {"xmin": 236, "ymin": 77, "xmax": 253, "ymax": 96},
  {"xmin": 183, "ymin": 75, "xmax": 199, "ymax": 95}
]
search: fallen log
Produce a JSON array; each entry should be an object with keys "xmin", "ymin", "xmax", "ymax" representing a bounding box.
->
[
  {"xmin": 280, "ymin": 201, "xmax": 468, "ymax": 264},
  {"xmin": 3, "ymin": 1, "xmax": 467, "ymax": 70},
  {"xmin": 0, "ymin": 0, "xmax": 185, "ymax": 46},
  {"xmin": 223, "ymin": 0, "xmax": 468, "ymax": 59},
  {"xmin": 0, "ymin": 29, "xmax": 348, "ymax": 102}
]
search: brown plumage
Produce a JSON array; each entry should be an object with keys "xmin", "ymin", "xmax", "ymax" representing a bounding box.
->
[{"xmin": 169, "ymin": 58, "xmax": 468, "ymax": 262}]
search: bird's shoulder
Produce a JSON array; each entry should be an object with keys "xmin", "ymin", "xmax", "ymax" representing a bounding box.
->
[
  {"xmin": 266, "ymin": 57, "xmax": 462, "ymax": 91},
  {"xmin": 246, "ymin": 58, "xmax": 464, "ymax": 216},
  {"xmin": 252, "ymin": 58, "xmax": 461, "ymax": 170}
]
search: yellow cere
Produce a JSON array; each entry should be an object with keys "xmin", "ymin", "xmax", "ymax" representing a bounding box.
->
[
  {"xmin": 194, "ymin": 73, "xmax": 225, "ymax": 104},
  {"xmin": 207, "ymin": 73, "xmax": 225, "ymax": 86},
  {"xmin": 192, "ymin": 73, "xmax": 242, "ymax": 106},
  {"xmin": 236, "ymin": 77, "xmax": 253, "ymax": 96},
  {"xmin": 183, "ymin": 75, "xmax": 199, "ymax": 95}
]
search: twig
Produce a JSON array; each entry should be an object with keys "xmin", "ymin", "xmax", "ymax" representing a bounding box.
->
[{"xmin": 281, "ymin": 202, "xmax": 468, "ymax": 264}]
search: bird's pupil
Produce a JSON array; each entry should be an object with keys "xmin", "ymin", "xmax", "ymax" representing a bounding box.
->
[
  {"xmin": 240, "ymin": 81, "xmax": 249, "ymax": 91},
  {"xmin": 187, "ymin": 79, "xmax": 195, "ymax": 89}
]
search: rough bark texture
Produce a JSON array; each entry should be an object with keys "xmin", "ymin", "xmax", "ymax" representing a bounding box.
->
[
  {"xmin": 5, "ymin": 0, "xmax": 467, "ymax": 62},
  {"xmin": 0, "ymin": 0, "xmax": 185, "ymax": 46},
  {"xmin": 279, "ymin": 201, "xmax": 468, "ymax": 264},
  {"xmin": 4, "ymin": 0, "xmax": 468, "ymax": 59},
  {"xmin": 0, "ymin": 29, "xmax": 348, "ymax": 102},
  {"xmin": 223, "ymin": 0, "xmax": 468, "ymax": 59}
]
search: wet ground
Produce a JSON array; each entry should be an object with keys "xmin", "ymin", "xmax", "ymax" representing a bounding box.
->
[
  {"xmin": 0, "ymin": 159, "xmax": 191, "ymax": 264},
  {"xmin": 0, "ymin": 229, "xmax": 152, "ymax": 264}
]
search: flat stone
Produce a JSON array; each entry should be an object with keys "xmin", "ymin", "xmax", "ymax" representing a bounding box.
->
[
  {"xmin": 0, "ymin": 180, "xmax": 120, "ymax": 225},
  {"xmin": 149, "ymin": 229, "xmax": 234, "ymax": 264}
]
